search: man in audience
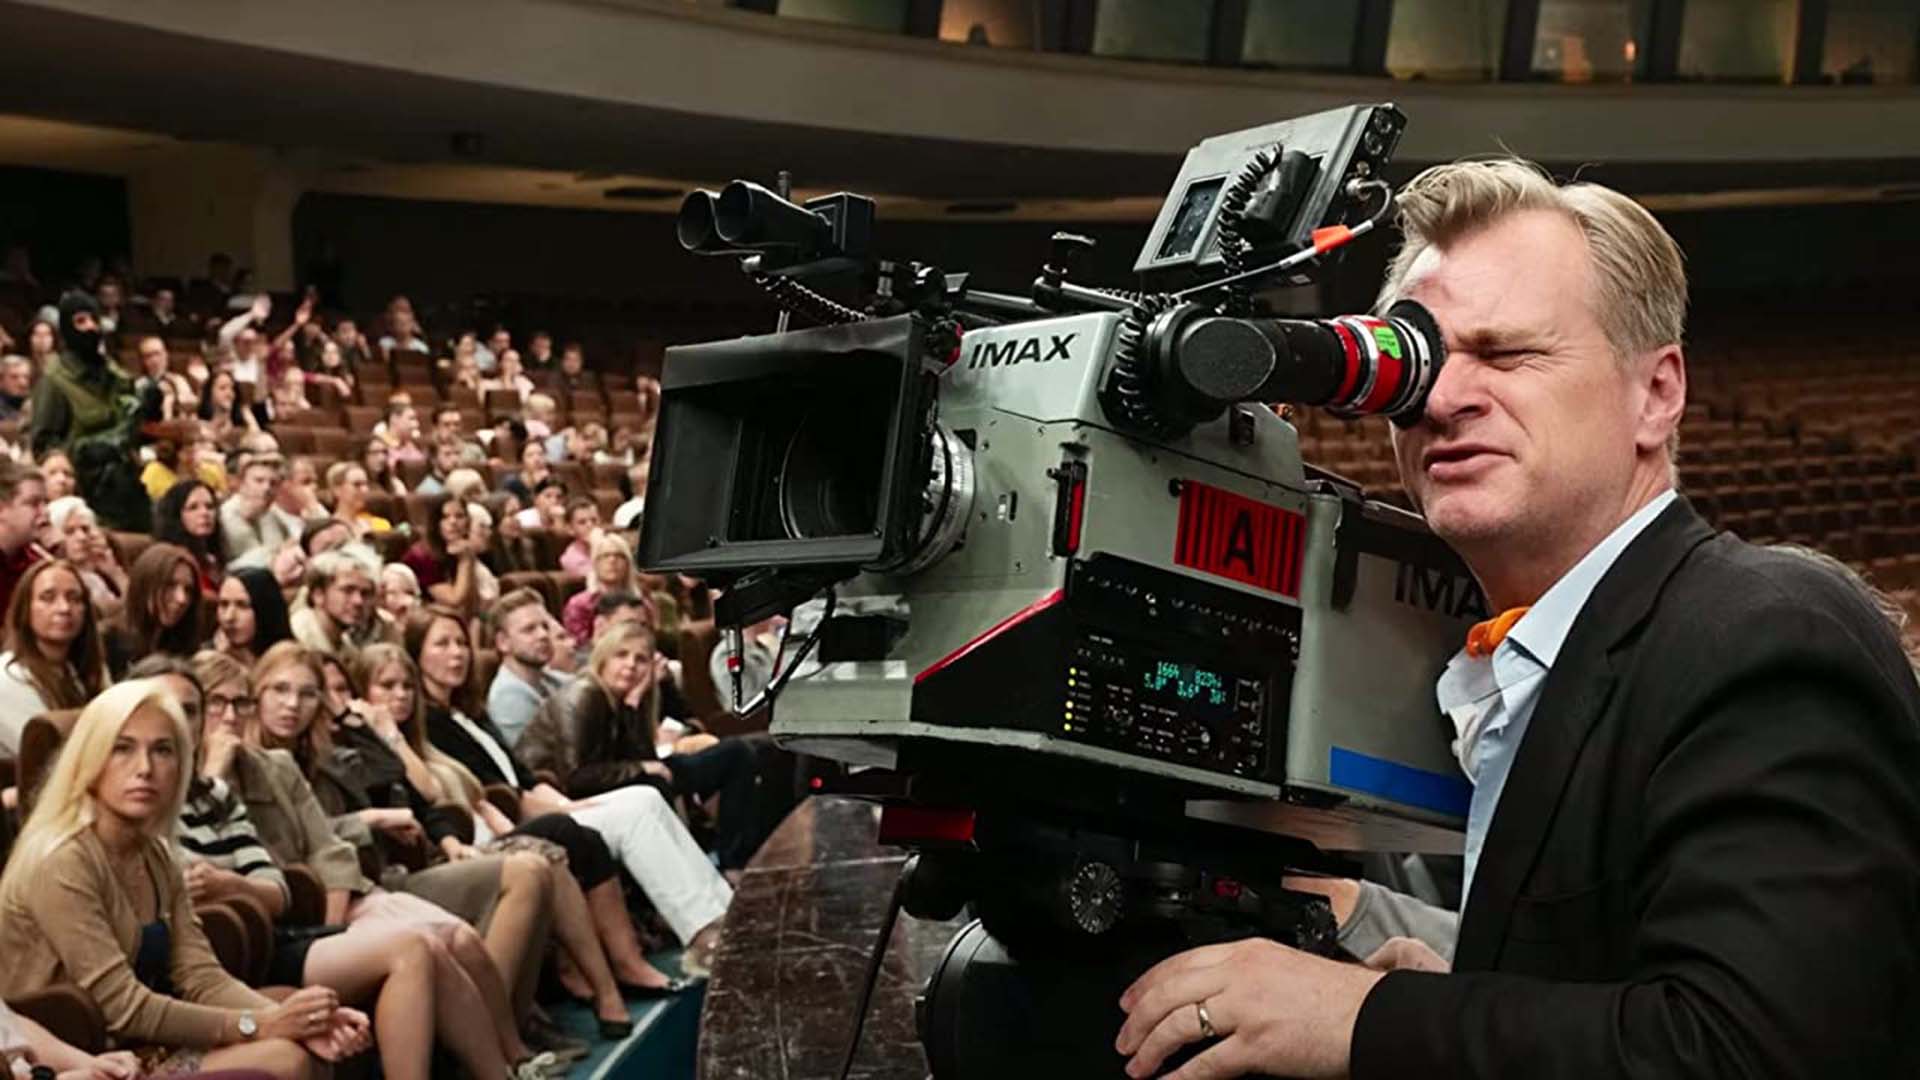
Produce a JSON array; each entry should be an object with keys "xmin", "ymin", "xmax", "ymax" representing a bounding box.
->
[
  {"xmin": 432, "ymin": 405, "xmax": 465, "ymax": 444},
  {"xmin": 93, "ymin": 275, "xmax": 125, "ymax": 336},
  {"xmin": 526, "ymin": 331, "xmax": 555, "ymax": 369},
  {"xmin": 0, "ymin": 461, "xmax": 47, "ymax": 617},
  {"xmin": 381, "ymin": 400, "xmax": 427, "ymax": 464},
  {"xmin": 555, "ymin": 343, "xmax": 597, "ymax": 398},
  {"xmin": 29, "ymin": 291, "xmax": 149, "ymax": 530},
  {"xmin": 331, "ymin": 316, "xmax": 372, "ymax": 370},
  {"xmin": 413, "ymin": 435, "xmax": 465, "ymax": 497},
  {"xmin": 559, "ymin": 497, "xmax": 599, "ymax": 577},
  {"xmin": 487, "ymin": 588, "xmax": 574, "ymax": 747},
  {"xmin": 144, "ymin": 285, "xmax": 181, "ymax": 335},
  {"xmin": 292, "ymin": 544, "xmax": 387, "ymax": 659},
  {"xmin": 502, "ymin": 439, "xmax": 552, "ymax": 502},
  {"xmin": 221, "ymin": 452, "xmax": 293, "ymax": 567},
  {"xmin": 219, "ymin": 294, "xmax": 273, "ymax": 388},
  {"xmin": 0, "ymin": 356, "xmax": 31, "ymax": 422}
]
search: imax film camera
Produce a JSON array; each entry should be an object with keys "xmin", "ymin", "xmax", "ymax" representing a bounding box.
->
[{"xmin": 642, "ymin": 104, "xmax": 1485, "ymax": 1077}]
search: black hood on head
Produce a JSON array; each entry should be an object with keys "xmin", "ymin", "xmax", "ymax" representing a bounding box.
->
[{"xmin": 58, "ymin": 290, "xmax": 103, "ymax": 361}]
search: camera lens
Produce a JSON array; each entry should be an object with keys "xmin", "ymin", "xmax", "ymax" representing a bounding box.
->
[
  {"xmin": 676, "ymin": 190, "xmax": 723, "ymax": 252},
  {"xmin": 779, "ymin": 411, "xmax": 883, "ymax": 540}
]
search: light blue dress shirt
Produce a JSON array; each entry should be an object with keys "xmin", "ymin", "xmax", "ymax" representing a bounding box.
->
[{"xmin": 1438, "ymin": 488, "xmax": 1679, "ymax": 909}]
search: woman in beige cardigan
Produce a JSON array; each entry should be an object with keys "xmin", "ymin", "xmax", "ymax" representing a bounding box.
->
[{"xmin": 0, "ymin": 678, "xmax": 371, "ymax": 1077}]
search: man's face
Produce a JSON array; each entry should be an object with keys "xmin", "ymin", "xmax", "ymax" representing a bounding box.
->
[
  {"xmin": 0, "ymin": 479, "xmax": 48, "ymax": 548},
  {"xmin": 498, "ymin": 604, "xmax": 554, "ymax": 667},
  {"xmin": 392, "ymin": 407, "xmax": 418, "ymax": 440},
  {"xmin": 433, "ymin": 441, "xmax": 461, "ymax": 476},
  {"xmin": 333, "ymin": 320, "xmax": 356, "ymax": 346},
  {"xmin": 235, "ymin": 329, "xmax": 258, "ymax": 357},
  {"xmin": 523, "ymin": 442, "xmax": 547, "ymax": 471},
  {"xmin": 153, "ymin": 289, "xmax": 175, "ymax": 317},
  {"xmin": 0, "ymin": 363, "xmax": 28, "ymax": 398},
  {"xmin": 592, "ymin": 601, "xmax": 644, "ymax": 640},
  {"xmin": 321, "ymin": 570, "xmax": 374, "ymax": 627},
  {"xmin": 561, "ymin": 348, "xmax": 583, "ymax": 375},
  {"xmin": 1388, "ymin": 210, "xmax": 1664, "ymax": 553},
  {"xmin": 435, "ymin": 410, "xmax": 462, "ymax": 441},
  {"xmin": 536, "ymin": 487, "xmax": 565, "ymax": 522},
  {"xmin": 97, "ymin": 281, "xmax": 122, "ymax": 308},
  {"xmin": 239, "ymin": 464, "xmax": 281, "ymax": 510},
  {"xmin": 138, "ymin": 338, "xmax": 168, "ymax": 377},
  {"xmin": 490, "ymin": 330, "xmax": 511, "ymax": 354}
]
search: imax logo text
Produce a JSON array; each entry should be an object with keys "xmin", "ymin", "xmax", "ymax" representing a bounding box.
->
[{"xmin": 966, "ymin": 332, "xmax": 1078, "ymax": 370}]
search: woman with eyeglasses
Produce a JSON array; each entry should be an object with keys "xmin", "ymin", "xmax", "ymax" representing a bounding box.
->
[
  {"xmin": 409, "ymin": 605, "xmax": 731, "ymax": 975},
  {"xmin": 241, "ymin": 642, "xmax": 571, "ymax": 1073},
  {"xmin": 0, "ymin": 678, "xmax": 369, "ymax": 1078},
  {"xmin": 0, "ymin": 558, "xmax": 109, "ymax": 756},
  {"xmin": 172, "ymin": 652, "xmax": 551, "ymax": 1080}
]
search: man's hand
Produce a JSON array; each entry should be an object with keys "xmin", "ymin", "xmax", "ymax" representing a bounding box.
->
[
  {"xmin": 1115, "ymin": 937, "xmax": 1385, "ymax": 1080},
  {"xmin": 1363, "ymin": 936, "xmax": 1449, "ymax": 974}
]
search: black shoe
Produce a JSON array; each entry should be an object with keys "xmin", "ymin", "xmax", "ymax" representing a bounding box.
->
[{"xmin": 619, "ymin": 976, "xmax": 695, "ymax": 998}]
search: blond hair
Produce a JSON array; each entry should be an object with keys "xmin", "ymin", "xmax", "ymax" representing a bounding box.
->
[
  {"xmin": 0, "ymin": 680, "xmax": 192, "ymax": 908},
  {"xmin": 1377, "ymin": 158, "xmax": 1687, "ymax": 364}
]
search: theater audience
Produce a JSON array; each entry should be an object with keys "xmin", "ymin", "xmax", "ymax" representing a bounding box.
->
[
  {"xmin": 0, "ymin": 558, "xmax": 107, "ymax": 754},
  {"xmin": 104, "ymin": 543, "xmax": 204, "ymax": 675},
  {"xmin": 38, "ymin": 448, "xmax": 75, "ymax": 501},
  {"xmin": 214, "ymin": 566, "xmax": 294, "ymax": 665},
  {"xmin": 557, "ymin": 498, "xmax": 599, "ymax": 577},
  {"xmin": 355, "ymin": 642, "xmax": 685, "ymax": 1001},
  {"xmin": 359, "ymin": 438, "xmax": 407, "ymax": 497},
  {"xmin": 324, "ymin": 462, "xmax": 392, "ymax": 537},
  {"xmin": 401, "ymin": 495, "xmax": 481, "ymax": 615},
  {"xmin": 153, "ymin": 478, "xmax": 226, "ymax": 592},
  {"xmin": 188, "ymin": 651, "xmax": 560, "ymax": 1079},
  {"xmin": 291, "ymin": 545, "xmax": 388, "ymax": 660},
  {"xmin": 0, "ymin": 678, "xmax": 371, "ymax": 1077},
  {"xmin": 222, "ymin": 451, "xmax": 294, "ymax": 569},
  {"xmin": 410, "ymin": 604, "xmax": 731, "ymax": 969},
  {"xmin": 521, "ymin": 621, "xmax": 763, "ymax": 871},
  {"xmin": 248, "ymin": 642, "xmax": 579, "ymax": 1057},
  {"xmin": 47, "ymin": 495, "xmax": 128, "ymax": 618},
  {"xmin": 561, "ymin": 531, "xmax": 648, "ymax": 649},
  {"xmin": 380, "ymin": 562, "xmax": 422, "ymax": 623},
  {"xmin": 200, "ymin": 370, "xmax": 261, "ymax": 448},
  {"xmin": 414, "ymin": 434, "xmax": 464, "ymax": 497}
]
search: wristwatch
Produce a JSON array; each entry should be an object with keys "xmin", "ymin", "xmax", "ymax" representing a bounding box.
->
[{"xmin": 237, "ymin": 1011, "xmax": 258, "ymax": 1039}]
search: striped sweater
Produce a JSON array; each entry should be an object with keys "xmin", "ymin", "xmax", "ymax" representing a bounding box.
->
[{"xmin": 175, "ymin": 777, "xmax": 290, "ymax": 906}]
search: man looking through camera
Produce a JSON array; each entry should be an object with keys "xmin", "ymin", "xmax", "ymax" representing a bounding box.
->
[{"xmin": 1116, "ymin": 159, "xmax": 1920, "ymax": 1078}]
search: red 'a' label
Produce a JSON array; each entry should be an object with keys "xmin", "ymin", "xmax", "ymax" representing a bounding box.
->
[{"xmin": 1173, "ymin": 481, "xmax": 1304, "ymax": 597}]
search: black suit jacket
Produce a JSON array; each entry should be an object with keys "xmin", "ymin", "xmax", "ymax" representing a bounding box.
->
[{"xmin": 1353, "ymin": 500, "xmax": 1920, "ymax": 1078}]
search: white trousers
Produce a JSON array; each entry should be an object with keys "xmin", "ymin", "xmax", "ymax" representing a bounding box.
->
[{"xmin": 568, "ymin": 784, "xmax": 734, "ymax": 943}]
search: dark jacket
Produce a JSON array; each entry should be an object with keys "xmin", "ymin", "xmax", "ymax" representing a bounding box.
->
[
  {"xmin": 1353, "ymin": 500, "xmax": 1920, "ymax": 1078},
  {"xmin": 427, "ymin": 703, "xmax": 535, "ymax": 791},
  {"xmin": 29, "ymin": 350, "xmax": 149, "ymax": 530}
]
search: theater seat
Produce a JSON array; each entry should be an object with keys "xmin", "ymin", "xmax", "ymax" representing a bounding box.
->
[
  {"xmin": 7, "ymin": 986, "xmax": 107, "ymax": 1054},
  {"xmin": 17, "ymin": 710, "xmax": 80, "ymax": 816}
]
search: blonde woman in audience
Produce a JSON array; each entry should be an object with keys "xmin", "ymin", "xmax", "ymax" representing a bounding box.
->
[
  {"xmin": 0, "ymin": 558, "xmax": 108, "ymax": 755},
  {"xmin": 561, "ymin": 529, "xmax": 649, "ymax": 648},
  {"xmin": 0, "ymin": 678, "xmax": 371, "ymax": 1077},
  {"xmin": 273, "ymin": 366, "xmax": 312, "ymax": 415},
  {"xmin": 524, "ymin": 394, "xmax": 558, "ymax": 441},
  {"xmin": 48, "ymin": 495, "xmax": 129, "ymax": 618},
  {"xmin": 380, "ymin": 561, "xmax": 422, "ymax": 624},
  {"xmin": 323, "ymin": 461, "xmax": 392, "ymax": 537},
  {"xmin": 231, "ymin": 643, "xmax": 567, "ymax": 1075}
]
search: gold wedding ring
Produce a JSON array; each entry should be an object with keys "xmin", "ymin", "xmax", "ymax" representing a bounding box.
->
[{"xmin": 1195, "ymin": 1000, "xmax": 1217, "ymax": 1040}]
